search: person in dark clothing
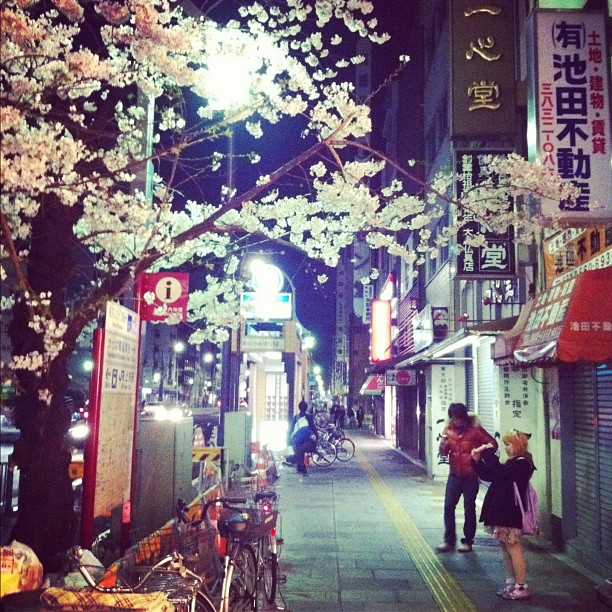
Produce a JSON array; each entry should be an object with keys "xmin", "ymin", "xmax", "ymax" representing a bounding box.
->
[
  {"xmin": 436, "ymin": 402, "xmax": 498, "ymax": 553},
  {"xmin": 471, "ymin": 429, "xmax": 536, "ymax": 600},
  {"xmin": 336, "ymin": 404, "xmax": 346, "ymax": 429},
  {"xmin": 289, "ymin": 400, "xmax": 317, "ymax": 476},
  {"xmin": 356, "ymin": 407, "xmax": 364, "ymax": 429}
]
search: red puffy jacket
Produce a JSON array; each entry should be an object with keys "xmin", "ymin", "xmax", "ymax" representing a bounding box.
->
[{"xmin": 439, "ymin": 416, "xmax": 497, "ymax": 478}]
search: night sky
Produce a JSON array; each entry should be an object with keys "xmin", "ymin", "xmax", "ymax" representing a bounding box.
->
[{"xmin": 174, "ymin": 2, "xmax": 420, "ymax": 387}]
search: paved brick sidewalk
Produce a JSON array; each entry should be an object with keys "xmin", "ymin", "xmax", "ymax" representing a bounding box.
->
[{"xmin": 272, "ymin": 430, "xmax": 609, "ymax": 612}]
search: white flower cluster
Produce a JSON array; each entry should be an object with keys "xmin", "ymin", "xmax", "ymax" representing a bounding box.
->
[{"xmin": 0, "ymin": 0, "xmax": 576, "ymax": 388}]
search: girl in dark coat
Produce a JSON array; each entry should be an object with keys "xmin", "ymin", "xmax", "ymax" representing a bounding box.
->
[{"xmin": 471, "ymin": 429, "xmax": 536, "ymax": 601}]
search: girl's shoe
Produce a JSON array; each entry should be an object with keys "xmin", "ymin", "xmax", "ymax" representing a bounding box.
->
[
  {"xmin": 496, "ymin": 583, "xmax": 515, "ymax": 597},
  {"xmin": 502, "ymin": 584, "xmax": 531, "ymax": 600}
]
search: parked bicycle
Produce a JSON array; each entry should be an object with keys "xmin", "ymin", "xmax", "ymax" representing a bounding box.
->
[
  {"xmin": 309, "ymin": 436, "xmax": 338, "ymax": 467},
  {"xmin": 198, "ymin": 492, "xmax": 282, "ymax": 612},
  {"xmin": 58, "ymin": 544, "xmax": 210, "ymax": 611},
  {"xmin": 321, "ymin": 425, "xmax": 355, "ymax": 461}
]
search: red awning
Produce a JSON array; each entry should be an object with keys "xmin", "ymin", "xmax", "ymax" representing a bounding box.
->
[
  {"xmin": 513, "ymin": 267, "xmax": 612, "ymax": 365},
  {"xmin": 360, "ymin": 374, "xmax": 385, "ymax": 396}
]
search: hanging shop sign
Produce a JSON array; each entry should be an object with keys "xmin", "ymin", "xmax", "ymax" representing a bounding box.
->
[
  {"xmin": 455, "ymin": 152, "xmax": 516, "ymax": 279},
  {"xmin": 137, "ymin": 272, "xmax": 190, "ymax": 322},
  {"xmin": 543, "ymin": 226, "xmax": 612, "ymax": 288},
  {"xmin": 360, "ymin": 374, "xmax": 385, "ymax": 396},
  {"xmin": 527, "ymin": 10, "xmax": 611, "ymax": 221},
  {"xmin": 450, "ymin": 0, "xmax": 516, "ymax": 138},
  {"xmin": 514, "ymin": 267, "xmax": 612, "ymax": 365},
  {"xmin": 370, "ymin": 300, "xmax": 392, "ymax": 362},
  {"xmin": 385, "ymin": 369, "xmax": 417, "ymax": 386}
]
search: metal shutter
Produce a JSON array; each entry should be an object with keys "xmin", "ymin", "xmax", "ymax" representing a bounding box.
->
[
  {"xmin": 476, "ymin": 339, "xmax": 495, "ymax": 435},
  {"xmin": 568, "ymin": 362, "xmax": 612, "ymax": 567},
  {"xmin": 597, "ymin": 363, "xmax": 612, "ymax": 556},
  {"xmin": 572, "ymin": 365, "xmax": 599, "ymax": 547}
]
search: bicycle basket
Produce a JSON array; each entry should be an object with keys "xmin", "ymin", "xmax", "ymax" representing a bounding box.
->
[
  {"xmin": 227, "ymin": 475, "xmax": 259, "ymax": 497},
  {"xmin": 218, "ymin": 507, "xmax": 277, "ymax": 541}
]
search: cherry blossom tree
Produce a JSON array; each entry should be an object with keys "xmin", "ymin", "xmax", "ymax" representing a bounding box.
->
[{"xmin": 0, "ymin": 0, "xmax": 575, "ymax": 567}]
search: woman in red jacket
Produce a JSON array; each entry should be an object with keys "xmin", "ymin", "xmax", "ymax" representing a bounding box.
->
[
  {"xmin": 471, "ymin": 430, "xmax": 536, "ymax": 600},
  {"xmin": 436, "ymin": 403, "xmax": 498, "ymax": 553}
]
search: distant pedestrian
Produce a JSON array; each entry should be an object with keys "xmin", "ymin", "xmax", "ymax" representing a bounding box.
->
[
  {"xmin": 356, "ymin": 407, "xmax": 364, "ymax": 430},
  {"xmin": 289, "ymin": 400, "xmax": 317, "ymax": 476},
  {"xmin": 336, "ymin": 404, "xmax": 346, "ymax": 430},
  {"xmin": 436, "ymin": 402, "xmax": 497, "ymax": 553},
  {"xmin": 347, "ymin": 405, "xmax": 356, "ymax": 428},
  {"xmin": 471, "ymin": 430, "xmax": 535, "ymax": 600},
  {"xmin": 329, "ymin": 402, "xmax": 338, "ymax": 425}
]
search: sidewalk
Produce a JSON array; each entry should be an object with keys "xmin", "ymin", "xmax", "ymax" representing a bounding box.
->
[{"xmin": 273, "ymin": 430, "xmax": 610, "ymax": 612}]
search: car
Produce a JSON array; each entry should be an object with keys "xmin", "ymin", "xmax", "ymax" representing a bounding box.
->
[
  {"xmin": 0, "ymin": 414, "xmax": 20, "ymax": 444},
  {"xmin": 141, "ymin": 401, "xmax": 192, "ymax": 421},
  {"xmin": 68, "ymin": 416, "xmax": 89, "ymax": 449}
]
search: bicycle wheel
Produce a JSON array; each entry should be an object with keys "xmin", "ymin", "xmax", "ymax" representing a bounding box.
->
[
  {"xmin": 263, "ymin": 551, "xmax": 278, "ymax": 604},
  {"xmin": 335, "ymin": 437, "xmax": 355, "ymax": 461},
  {"xmin": 228, "ymin": 543, "xmax": 257, "ymax": 612},
  {"xmin": 195, "ymin": 590, "xmax": 217, "ymax": 612},
  {"xmin": 311, "ymin": 440, "xmax": 337, "ymax": 467}
]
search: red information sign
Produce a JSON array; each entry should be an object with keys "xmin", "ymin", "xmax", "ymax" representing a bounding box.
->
[{"xmin": 137, "ymin": 272, "xmax": 190, "ymax": 322}]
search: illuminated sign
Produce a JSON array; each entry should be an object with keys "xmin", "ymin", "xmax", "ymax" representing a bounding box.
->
[
  {"xmin": 241, "ymin": 292, "xmax": 292, "ymax": 321},
  {"xmin": 528, "ymin": 11, "xmax": 611, "ymax": 221},
  {"xmin": 370, "ymin": 300, "xmax": 392, "ymax": 362}
]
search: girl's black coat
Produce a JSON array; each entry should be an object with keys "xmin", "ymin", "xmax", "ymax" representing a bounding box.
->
[{"xmin": 473, "ymin": 449, "xmax": 535, "ymax": 529}]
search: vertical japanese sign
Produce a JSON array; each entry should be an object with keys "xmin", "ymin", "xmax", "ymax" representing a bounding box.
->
[
  {"xmin": 455, "ymin": 152, "xmax": 516, "ymax": 278},
  {"xmin": 450, "ymin": 0, "xmax": 516, "ymax": 138},
  {"xmin": 431, "ymin": 364, "xmax": 456, "ymax": 477},
  {"xmin": 528, "ymin": 11, "xmax": 611, "ymax": 221},
  {"xmin": 82, "ymin": 302, "xmax": 139, "ymax": 545},
  {"xmin": 496, "ymin": 365, "xmax": 537, "ymax": 447},
  {"xmin": 543, "ymin": 226, "xmax": 612, "ymax": 287}
]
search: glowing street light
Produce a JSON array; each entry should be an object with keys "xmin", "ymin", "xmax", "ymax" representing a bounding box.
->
[{"xmin": 303, "ymin": 336, "xmax": 316, "ymax": 350}]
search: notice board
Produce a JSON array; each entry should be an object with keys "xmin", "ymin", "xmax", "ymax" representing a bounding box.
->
[{"xmin": 82, "ymin": 301, "xmax": 140, "ymax": 546}]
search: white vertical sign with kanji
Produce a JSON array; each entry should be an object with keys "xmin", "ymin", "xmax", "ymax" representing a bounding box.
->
[
  {"xmin": 496, "ymin": 364, "xmax": 537, "ymax": 443},
  {"xmin": 431, "ymin": 364, "xmax": 456, "ymax": 477}
]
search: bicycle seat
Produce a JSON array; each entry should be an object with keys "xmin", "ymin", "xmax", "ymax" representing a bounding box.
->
[{"xmin": 254, "ymin": 490, "xmax": 277, "ymax": 503}]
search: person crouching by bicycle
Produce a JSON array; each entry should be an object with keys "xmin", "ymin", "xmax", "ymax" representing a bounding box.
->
[
  {"xmin": 436, "ymin": 402, "xmax": 498, "ymax": 553},
  {"xmin": 289, "ymin": 400, "xmax": 317, "ymax": 476}
]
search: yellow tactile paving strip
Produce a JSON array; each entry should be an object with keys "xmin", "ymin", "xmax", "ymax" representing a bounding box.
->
[{"xmin": 358, "ymin": 453, "xmax": 478, "ymax": 612}]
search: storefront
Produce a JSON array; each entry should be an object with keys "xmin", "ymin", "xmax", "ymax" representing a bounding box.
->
[
  {"xmin": 359, "ymin": 374, "xmax": 385, "ymax": 435},
  {"xmin": 493, "ymin": 267, "xmax": 612, "ymax": 573}
]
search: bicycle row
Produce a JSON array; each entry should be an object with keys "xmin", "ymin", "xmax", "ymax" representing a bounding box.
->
[{"xmin": 51, "ymin": 486, "xmax": 283, "ymax": 612}]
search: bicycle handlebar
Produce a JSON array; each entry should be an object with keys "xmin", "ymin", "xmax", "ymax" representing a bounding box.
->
[
  {"xmin": 202, "ymin": 496, "xmax": 248, "ymax": 518},
  {"xmin": 66, "ymin": 546, "xmax": 178, "ymax": 594}
]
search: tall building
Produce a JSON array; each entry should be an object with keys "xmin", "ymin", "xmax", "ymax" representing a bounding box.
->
[{"xmin": 336, "ymin": 0, "xmax": 612, "ymax": 575}]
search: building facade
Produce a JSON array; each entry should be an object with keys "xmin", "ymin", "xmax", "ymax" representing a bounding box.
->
[{"xmin": 336, "ymin": 0, "xmax": 612, "ymax": 575}]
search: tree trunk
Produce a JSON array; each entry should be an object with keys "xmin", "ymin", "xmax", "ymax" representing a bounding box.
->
[{"xmin": 8, "ymin": 195, "xmax": 78, "ymax": 571}]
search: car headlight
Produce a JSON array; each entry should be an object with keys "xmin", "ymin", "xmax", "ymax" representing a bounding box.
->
[
  {"xmin": 167, "ymin": 407, "xmax": 183, "ymax": 421},
  {"xmin": 153, "ymin": 406, "xmax": 168, "ymax": 421},
  {"xmin": 70, "ymin": 423, "xmax": 89, "ymax": 440}
]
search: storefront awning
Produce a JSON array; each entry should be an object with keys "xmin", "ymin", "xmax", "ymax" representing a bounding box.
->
[
  {"xmin": 360, "ymin": 374, "xmax": 385, "ymax": 396},
  {"xmin": 513, "ymin": 267, "xmax": 612, "ymax": 365}
]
